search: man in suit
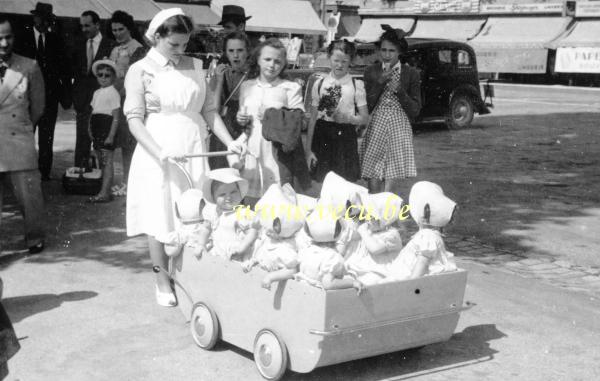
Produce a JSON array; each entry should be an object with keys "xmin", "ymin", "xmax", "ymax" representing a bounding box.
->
[
  {"xmin": 15, "ymin": 2, "xmax": 71, "ymax": 180},
  {"xmin": 72, "ymin": 11, "xmax": 116, "ymax": 168},
  {"xmin": 0, "ymin": 17, "xmax": 46, "ymax": 254}
]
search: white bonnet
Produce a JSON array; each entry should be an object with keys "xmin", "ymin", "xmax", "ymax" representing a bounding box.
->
[
  {"xmin": 409, "ymin": 181, "xmax": 456, "ymax": 228},
  {"xmin": 145, "ymin": 8, "xmax": 186, "ymax": 44}
]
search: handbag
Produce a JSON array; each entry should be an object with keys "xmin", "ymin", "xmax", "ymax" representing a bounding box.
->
[{"xmin": 62, "ymin": 155, "xmax": 103, "ymax": 195}]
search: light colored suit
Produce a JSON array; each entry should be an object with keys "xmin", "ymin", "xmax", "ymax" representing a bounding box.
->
[{"xmin": 0, "ymin": 53, "xmax": 45, "ymax": 248}]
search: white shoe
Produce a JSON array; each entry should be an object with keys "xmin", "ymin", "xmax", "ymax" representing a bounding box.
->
[{"xmin": 155, "ymin": 285, "xmax": 177, "ymax": 307}]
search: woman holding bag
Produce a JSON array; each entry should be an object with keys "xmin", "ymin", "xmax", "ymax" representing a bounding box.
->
[
  {"xmin": 124, "ymin": 8, "xmax": 245, "ymax": 307},
  {"xmin": 208, "ymin": 31, "xmax": 250, "ymax": 169},
  {"xmin": 361, "ymin": 27, "xmax": 422, "ymax": 194}
]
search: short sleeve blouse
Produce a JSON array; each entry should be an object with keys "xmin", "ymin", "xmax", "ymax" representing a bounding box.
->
[
  {"xmin": 123, "ymin": 48, "xmax": 202, "ymax": 122},
  {"xmin": 311, "ymin": 73, "xmax": 367, "ymax": 121},
  {"xmin": 90, "ymin": 85, "xmax": 121, "ymax": 115}
]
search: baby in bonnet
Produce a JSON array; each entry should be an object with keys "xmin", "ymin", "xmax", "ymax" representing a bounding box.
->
[
  {"xmin": 198, "ymin": 168, "xmax": 259, "ymax": 261},
  {"xmin": 242, "ymin": 184, "xmax": 305, "ymax": 288},
  {"xmin": 387, "ymin": 181, "xmax": 458, "ymax": 281},
  {"xmin": 156, "ymin": 189, "xmax": 207, "ymax": 258},
  {"xmin": 345, "ymin": 192, "xmax": 404, "ymax": 286}
]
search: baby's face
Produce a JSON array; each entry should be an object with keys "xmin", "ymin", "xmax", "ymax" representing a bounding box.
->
[{"xmin": 214, "ymin": 182, "xmax": 242, "ymax": 211}]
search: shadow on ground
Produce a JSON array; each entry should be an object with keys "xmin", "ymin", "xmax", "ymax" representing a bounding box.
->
[{"xmin": 2, "ymin": 291, "xmax": 98, "ymax": 323}]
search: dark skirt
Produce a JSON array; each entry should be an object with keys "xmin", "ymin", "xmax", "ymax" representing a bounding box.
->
[
  {"xmin": 311, "ymin": 119, "xmax": 360, "ymax": 182},
  {"xmin": 90, "ymin": 114, "xmax": 115, "ymax": 151},
  {"xmin": 209, "ymin": 100, "xmax": 244, "ymax": 170}
]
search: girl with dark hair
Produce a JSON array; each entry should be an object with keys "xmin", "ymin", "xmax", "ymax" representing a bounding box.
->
[
  {"xmin": 305, "ymin": 39, "xmax": 369, "ymax": 182},
  {"xmin": 124, "ymin": 9, "xmax": 245, "ymax": 306},
  {"xmin": 208, "ymin": 31, "xmax": 250, "ymax": 169},
  {"xmin": 361, "ymin": 27, "xmax": 422, "ymax": 194},
  {"xmin": 236, "ymin": 38, "xmax": 304, "ymax": 203},
  {"xmin": 108, "ymin": 10, "xmax": 148, "ymax": 196}
]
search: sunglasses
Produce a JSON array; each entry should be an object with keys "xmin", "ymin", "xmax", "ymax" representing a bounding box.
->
[{"xmin": 96, "ymin": 72, "xmax": 113, "ymax": 78}]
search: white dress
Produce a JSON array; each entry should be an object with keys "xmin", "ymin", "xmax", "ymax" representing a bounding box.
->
[
  {"xmin": 125, "ymin": 50, "xmax": 212, "ymax": 237},
  {"xmin": 238, "ymin": 78, "xmax": 304, "ymax": 198}
]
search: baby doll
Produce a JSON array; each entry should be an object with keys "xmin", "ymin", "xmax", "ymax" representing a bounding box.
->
[
  {"xmin": 198, "ymin": 168, "xmax": 259, "ymax": 261},
  {"xmin": 242, "ymin": 184, "xmax": 304, "ymax": 287},
  {"xmin": 344, "ymin": 192, "xmax": 404, "ymax": 286},
  {"xmin": 293, "ymin": 213, "xmax": 363, "ymax": 294},
  {"xmin": 156, "ymin": 189, "xmax": 207, "ymax": 258},
  {"xmin": 387, "ymin": 181, "xmax": 458, "ymax": 281}
]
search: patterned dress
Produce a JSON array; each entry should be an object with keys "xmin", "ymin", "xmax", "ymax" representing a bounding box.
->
[{"xmin": 361, "ymin": 68, "xmax": 417, "ymax": 180}]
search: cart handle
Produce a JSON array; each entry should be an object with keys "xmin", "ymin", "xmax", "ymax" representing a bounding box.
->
[{"xmin": 309, "ymin": 302, "xmax": 474, "ymax": 337}]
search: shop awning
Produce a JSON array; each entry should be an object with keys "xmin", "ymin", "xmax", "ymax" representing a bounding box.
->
[
  {"xmin": 157, "ymin": 2, "xmax": 220, "ymax": 26},
  {"xmin": 0, "ymin": 0, "xmax": 111, "ymax": 19},
  {"xmin": 410, "ymin": 18, "xmax": 486, "ymax": 41},
  {"xmin": 97, "ymin": 0, "xmax": 163, "ymax": 22},
  {"xmin": 353, "ymin": 17, "xmax": 415, "ymax": 43},
  {"xmin": 337, "ymin": 13, "xmax": 361, "ymax": 38},
  {"xmin": 212, "ymin": 0, "xmax": 326, "ymax": 35},
  {"xmin": 469, "ymin": 16, "xmax": 572, "ymax": 74},
  {"xmin": 548, "ymin": 20, "xmax": 600, "ymax": 49},
  {"xmin": 549, "ymin": 20, "xmax": 600, "ymax": 73}
]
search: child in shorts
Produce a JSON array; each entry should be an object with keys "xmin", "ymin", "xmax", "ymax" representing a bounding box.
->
[{"xmin": 87, "ymin": 59, "xmax": 121, "ymax": 203}]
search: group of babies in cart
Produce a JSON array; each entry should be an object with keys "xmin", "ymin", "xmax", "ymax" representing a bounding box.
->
[{"xmin": 158, "ymin": 168, "xmax": 457, "ymax": 293}]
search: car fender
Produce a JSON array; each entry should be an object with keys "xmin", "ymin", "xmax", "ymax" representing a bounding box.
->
[{"xmin": 449, "ymin": 84, "xmax": 488, "ymax": 114}]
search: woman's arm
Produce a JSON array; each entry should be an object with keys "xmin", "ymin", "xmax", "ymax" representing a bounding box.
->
[{"xmin": 395, "ymin": 67, "xmax": 422, "ymax": 121}]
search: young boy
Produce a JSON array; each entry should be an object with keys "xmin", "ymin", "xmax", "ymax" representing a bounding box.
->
[{"xmin": 87, "ymin": 59, "xmax": 121, "ymax": 203}]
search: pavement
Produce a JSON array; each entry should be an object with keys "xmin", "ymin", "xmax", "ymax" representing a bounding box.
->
[{"xmin": 1, "ymin": 83, "xmax": 600, "ymax": 380}]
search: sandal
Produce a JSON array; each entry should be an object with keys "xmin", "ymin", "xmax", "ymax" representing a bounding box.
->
[{"xmin": 87, "ymin": 195, "xmax": 113, "ymax": 203}]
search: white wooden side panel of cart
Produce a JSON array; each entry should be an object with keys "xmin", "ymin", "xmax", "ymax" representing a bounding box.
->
[{"xmin": 171, "ymin": 247, "xmax": 468, "ymax": 374}]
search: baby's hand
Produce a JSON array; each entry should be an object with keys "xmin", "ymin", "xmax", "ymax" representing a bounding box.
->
[
  {"xmin": 241, "ymin": 259, "xmax": 255, "ymax": 273},
  {"xmin": 194, "ymin": 246, "xmax": 207, "ymax": 260},
  {"xmin": 353, "ymin": 280, "xmax": 364, "ymax": 295},
  {"xmin": 261, "ymin": 276, "xmax": 272, "ymax": 290}
]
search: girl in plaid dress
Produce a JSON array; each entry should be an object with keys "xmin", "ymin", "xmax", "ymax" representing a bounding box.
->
[{"xmin": 361, "ymin": 27, "xmax": 422, "ymax": 194}]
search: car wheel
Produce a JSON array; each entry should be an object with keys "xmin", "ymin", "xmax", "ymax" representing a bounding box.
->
[
  {"xmin": 253, "ymin": 329, "xmax": 288, "ymax": 381},
  {"xmin": 190, "ymin": 302, "xmax": 219, "ymax": 350},
  {"xmin": 447, "ymin": 94, "xmax": 475, "ymax": 129}
]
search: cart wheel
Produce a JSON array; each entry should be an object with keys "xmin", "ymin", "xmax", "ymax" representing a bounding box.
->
[
  {"xmin": 190, "ymin": 302, "xmax": 219, "ymax": 350},
  {"xmin": 253, "ymin": 329, "xmax": 288, "ymax": 381}
]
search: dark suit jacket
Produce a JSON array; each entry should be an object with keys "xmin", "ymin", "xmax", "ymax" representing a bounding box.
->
[
  {"xmin": 71, "ymin": 35, "xmax": 117, "ymax": 112},
  {"xmin": 15, "ymin": 26, "xmax": 71, "ymax": 107},
  {"xmin": 363, "ymin": 63, "xmax": 422, "ymax": 122}
]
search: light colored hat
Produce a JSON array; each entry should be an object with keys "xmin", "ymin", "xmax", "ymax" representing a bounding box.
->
[
  {"xmin": 365, "ymin": 192, "xmax": 404, "ymax": 227},
  {"xmin": 409, "ymin": 181, "xmax": 456, "ymax": 227},
  {"xmin": 174, "ymin": 189, "xmax": 205, "ymax": 224},
  {"xmin": 305, "ymin": 210, "xmax": 342, "ymax": 243},
  {"xmin": 201, "ymin": 168, "xmax": 248, "ymax": 204},
  {"xmin": 320, "ymin": 171, "xmax": 368, "ymax": 211},
  {"xmin": 296, "ymin": 193, "xmax": 317, "ymax": 216},
  {"xmin": 255, "ymin": 184, "xmax": 304, "ymax": 238},
  {"xmin": 145, "ymin": 8, "xmax": 185, "ymax": 44},
  {"xmin": 91, "ymin": 59, "xmax": 117, "ymax": 77}
]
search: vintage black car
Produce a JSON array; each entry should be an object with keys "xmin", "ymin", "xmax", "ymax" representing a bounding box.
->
[{"xmin": 288, "ymin": 38, "xmax": 493, "ymax": 129}]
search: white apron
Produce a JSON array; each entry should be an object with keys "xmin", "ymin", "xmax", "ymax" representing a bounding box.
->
[{"xmin": 126, "ymin": 59, "xmax": 209, "ymax": 237}]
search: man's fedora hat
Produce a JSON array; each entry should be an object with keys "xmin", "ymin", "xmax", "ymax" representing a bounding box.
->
[
  {"xmin": 31, "ymin": 2, "xmax": 55, "ymax": 19},
  {"xmin": 218, "ymin": 5, "xmax": 251, "ymax": 25}
]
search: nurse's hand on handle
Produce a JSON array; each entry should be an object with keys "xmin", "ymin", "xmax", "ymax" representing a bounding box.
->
[{"xmin": 159, "ymin": 147, "xmax": 188, "ymax": 163}]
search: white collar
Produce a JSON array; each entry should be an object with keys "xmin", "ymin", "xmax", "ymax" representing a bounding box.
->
[
  {"xmin": 88, "ymin": 33, "xmax": 102, "ymax": 44},
  {"xmin": 256, "ymin": 77, "xmax": 282, "ymax": 88},
  {"xmin": 147, "ymin": 47, "xmax": 180, "ymax": 67},
  {"xmin": 327, "ymin": 72, "xmax": 351, "ymax": 84},
  {"xmin": 382, "ymin": 61, "xmax": 402, "ymax": 71}
]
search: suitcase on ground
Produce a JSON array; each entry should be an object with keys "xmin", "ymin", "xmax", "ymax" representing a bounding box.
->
[{"xmin": 62, "ymin": 157, "xmax": 102, "ymax": 195}]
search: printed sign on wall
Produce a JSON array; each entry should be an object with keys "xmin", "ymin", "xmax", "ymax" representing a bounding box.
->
[
  {"xmin": 414, "ymin": 0, "xmax": 480, "ymax": 14},
  {"xmin": 556, "ymin": 48, "xmax": 600, "ymax": 73},
  {"xmin": 480, "ymin": 2, "xmax": 564, "ymax": 14},
  {"xmin": 475, "ymin": 48, "xmax": 548, "ymax": 73}
]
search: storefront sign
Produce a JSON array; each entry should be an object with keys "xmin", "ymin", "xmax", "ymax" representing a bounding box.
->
[
  {"xmin": 475, "ymin": 48, "xmax": 548, "ymax": 73},
  {"xmin": 556, "ymin": 47, "xmax": 600, "ymax": 73},
  {"xmin": 415, "ymin": 0, "xmax": 479, "ymax": 13},
  {"xmin": 480, "ymin": 3, "xmax": 564, "ymax": 14},
  {"xmin": 575, "ymin": 2, "xmax": 600, "ymax": 17}
]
